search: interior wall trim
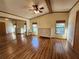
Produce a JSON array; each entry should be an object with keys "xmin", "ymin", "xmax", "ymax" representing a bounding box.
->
[
  {"xmin": 0, "ymin": 0, "xmax": 78, "ymax": 20},
  {"xmin": 30, "ymin": 11, "xmax": 69, "ymax": 20},
  {"xmin": 0, "ymin": 11, "xmax": 28, "ymax": 19},
  {"xmin": 45, "ymin": 0, "xmax": 52, "ymax": 13},
  {"xmin": 0, "ymin": 16, "xmax": 17, "ymax": 20},
  {"xmin": 69, "ymin": 0, "xmax": 79, "ymax": 12},
  {"xmin": 39, "ymin": 36, "xmax": 67, "ymax": 40},
  {"xmin": 31, "ymin": 0, "xmax": 79, "ymax": 19},
  {"xmin": 0, "ymin": 16, "xmax": 23, "ymax": 21},
  {"xmin": 0, "ymin": 16, "xmax": 26, "ymax": 22}
]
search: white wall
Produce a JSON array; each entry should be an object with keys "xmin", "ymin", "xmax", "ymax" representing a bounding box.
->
[
  {"xmin": 31, "ymin": 13, "xmax": 69, "ymax": 38},
  {"xmin": 67, "ymin": 2, "xmax": 79, "ymax": 46},
  {"xmin": 0, "ymin": 18, "xmax": 15, "ymax": 33},
  {"xmin": 0, "ymin": 12, "xmax": 30, "ymax": 34},
  {"xmin": 5, "ymin": 20, "xmax": 15, "ymax": 33}
]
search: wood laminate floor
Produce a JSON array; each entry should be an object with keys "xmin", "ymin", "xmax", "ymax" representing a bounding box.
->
[{"xmin": 0, "ymin": 34, "xmax": 79, "ymax": 59}]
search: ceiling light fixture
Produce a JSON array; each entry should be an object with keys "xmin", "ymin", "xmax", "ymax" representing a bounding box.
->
[{"xmin": 34, "ymin": 10, "xmax": 40, "ymax": 14}]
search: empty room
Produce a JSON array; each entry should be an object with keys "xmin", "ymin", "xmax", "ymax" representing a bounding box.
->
[{"xmin": 0, "ymin": 0, "xmax": 79, "ymax": 59}]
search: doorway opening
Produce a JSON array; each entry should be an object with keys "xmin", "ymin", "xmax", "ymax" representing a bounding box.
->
[{"xmin": 32, "ymin": 23, "xmax": 38, "ymax": 35}]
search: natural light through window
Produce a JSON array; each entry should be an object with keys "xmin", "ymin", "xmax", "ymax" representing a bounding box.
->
[
  {"xmin": 56, "ymin": 22, "xmax": 65, "ymax": 35},
  {"xmin": 32, "ymin": 23, "xmax": 38, "ymax": 35}
]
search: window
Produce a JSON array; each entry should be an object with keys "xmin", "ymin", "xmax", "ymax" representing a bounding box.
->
[
  {"xmin": 56, "ymin": 21, "xmax": 65, "ymax": 35},
  {"xmin": 32, "ymin": 23, "xmax": 38, "ymax": 35}
]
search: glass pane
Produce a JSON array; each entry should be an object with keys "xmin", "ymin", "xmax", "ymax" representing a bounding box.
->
[
  {"xmin": 56, "ymin": 23, "xmax": 65, "ymax": 27},
  {"xmin": 56, "ymin": 23, "xmax": 65, "ymax": 35}
]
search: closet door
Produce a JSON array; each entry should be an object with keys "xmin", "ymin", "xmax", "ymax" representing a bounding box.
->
[
  {"xmin": 74, "ymin": 11, "xmax": 79, "ymax": 53},
  {"xmin": 0, "ymin": 22, "xmax": 6, "ymax": 36}
]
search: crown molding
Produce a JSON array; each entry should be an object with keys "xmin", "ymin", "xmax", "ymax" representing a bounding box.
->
[
  {"xmin": 31, "ymin": 0, "xmax": 79, "ymax": 20},
  {"xmin": 0, "ymin": 11, "xmax": 29, "ymax": 20},
  {"xmin": 45, "ymin": 0, "xmax": 52, "ymax": 13},
  {"xmin": 69, "ymin": 0, "xmax": 79, "ymax": 12},
  {"xmin": 0, "ymin": 0, "xmax": 78, "ymax": 20},
  {"xmin": 30, "ymin": 11, "xmax": 69, "ymax": 20}
]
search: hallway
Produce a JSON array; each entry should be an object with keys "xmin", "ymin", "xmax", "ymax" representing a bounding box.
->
[{"xmin": 0, "ymin": 34, "xmax": 79, "ymax": 59}]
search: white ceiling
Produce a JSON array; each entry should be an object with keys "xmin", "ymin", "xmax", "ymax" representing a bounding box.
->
[
  {"xmin": 50, "ymin": 0, "xmax": 78, "ymax": 12},
  {"xmin": 0, "ymin": 0, "xmax": 78, "ymax": 19}
]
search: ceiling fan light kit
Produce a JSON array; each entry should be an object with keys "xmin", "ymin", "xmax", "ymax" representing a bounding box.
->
[
  {"xmin": 31, "ymin": 4, "xmax": 44, "ymax": 14},
  {"xmin": 34, "ymin": 10, "xmax": 40, "ymax": 14}
]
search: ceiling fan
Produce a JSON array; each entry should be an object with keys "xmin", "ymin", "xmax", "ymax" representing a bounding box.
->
[{"xmin": 32, "ymin": 4, "xmax": 44, "ymax": 14}]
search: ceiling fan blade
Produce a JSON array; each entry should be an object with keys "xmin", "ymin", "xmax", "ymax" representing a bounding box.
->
[
  {"xmin": 40, "ymin": 7, "xmax": 44, "ymax": 9},
  {"xmin": 32, "ymin": 5, "xmax": 38, "ymax": 10},
  {"xmin": 32, "ymin": 5, "xmax": 38, "ymax": 8},
  {"xmin": 39, "ymin": 10, "xmax": 43, "ymax": 13}
]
